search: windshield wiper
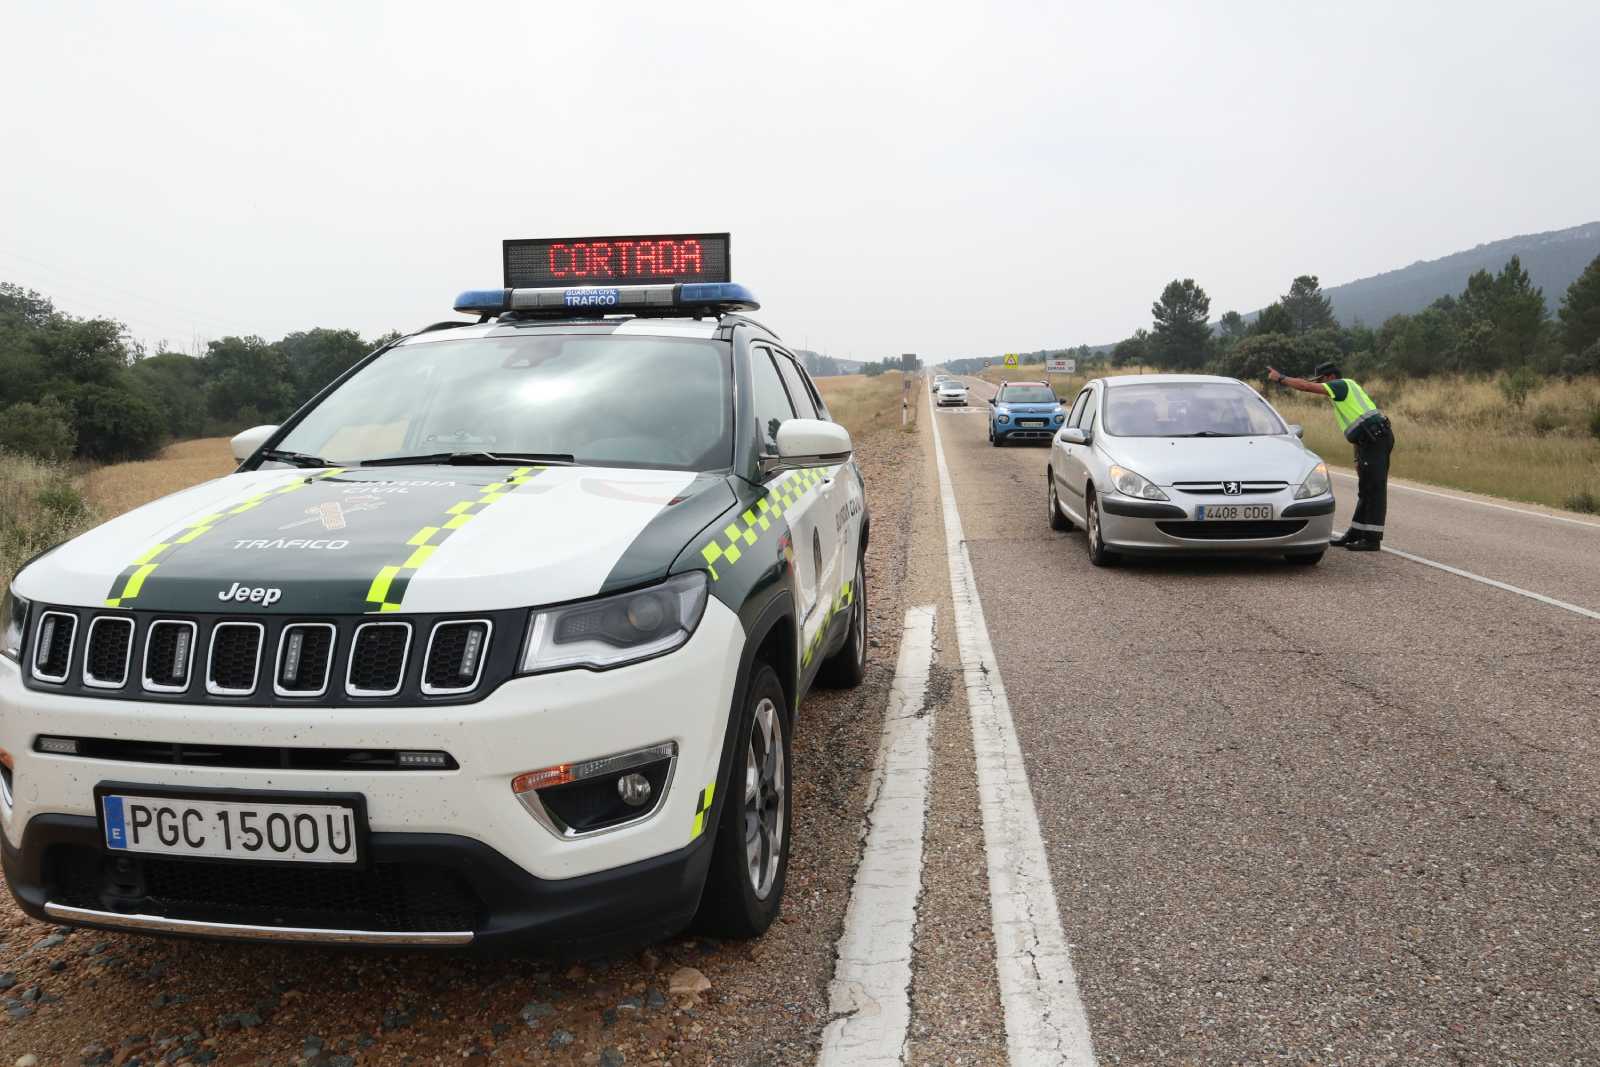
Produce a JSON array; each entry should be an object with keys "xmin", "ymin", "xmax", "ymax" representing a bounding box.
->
[
  {"xmin": 359, "ymin": 451, "xmax": 577, "ymax": 468},
  {"xmin": 259, "ymin": 448, "xmax": 335, "ymax": 468},
  {"xmin": 1175, "ymin": 431, "xmax": 1240, "ymax": 438}
]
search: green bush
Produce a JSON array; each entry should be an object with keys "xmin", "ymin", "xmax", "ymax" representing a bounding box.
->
[
  {"xmin": 67, "ymin": 382, "xmax": 167, "ymax": 461},
  {"xmin": 1497, "ymin": 366, "xmax": 1540, "ymax": 409},
  {"xmin": 0, "ymin": 397, "xmax": 76, "ymax": 461},
  {"xmin": 1590, "ymin": 407, "xmax": 1600, "ymax": 441},
  {"xmin": 1530, "ymin": 409, "xmax": 1561, "ymax": 436},
  {"xmin": 1565, "ymin": 490, "xmax": 1600, "ymax": 515}
]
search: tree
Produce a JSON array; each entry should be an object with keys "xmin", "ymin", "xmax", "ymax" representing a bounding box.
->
[
  {"xmin": 1457, "ymin": 256, "xmax": 1547, "ymax": 369},
  {"xmin": 1558, "ymin": 253, "xmax": 1600, "ymax": 355},
  {"xmin": 0, "ymin": 397, "xmax": 76, "ymax": 461},
  {"xmin": 1149, "ymin": 279, "xmax": 1212, "ymax": 370},
  {"xmin": 277, "ymin": 328, "xmax": 372, "ymax": 405},
  {"xmin": 1217, "ymin": 311, "xmax": 1247, "ymax": 341},
  {"xmin": 66, "ymin": 381, "xmax": 166, "ymax": 461},
  {"xmin": 1281, "ymin": 275, "xmax": 1337, "ymax": 334},
  {"xmin": 1249, "ymin": 302, "xmax": 1295, "ymax": 336},
  {"xmin": 203, "ymin": 335, "xmax": 297, "ymax": 427},
  {"xmin": 1111, "ymin": 329, "xmax": 1150, "ymax": 368}
]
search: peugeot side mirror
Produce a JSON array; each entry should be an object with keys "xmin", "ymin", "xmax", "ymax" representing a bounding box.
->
[
  {"xmin": 1057, "ymin": 427, "xmax": 1089, "ymax": 446},
  {"xmin": 1287, "ymin": 423, "xmax": 1304, "ymax": 438},
  {"xmin": 230, "ymin": 424, "xmax": 278, "ymax": 462}
]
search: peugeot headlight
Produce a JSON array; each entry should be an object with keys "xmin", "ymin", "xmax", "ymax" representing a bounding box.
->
[
  {"xmin": 1108, "ymin": 465, "xmax": 1169, "ymax": 501},
  {"xmin": 521, "ymin": 572, "xmax": 709, "ymax": 673},
  {"xmin": 1, "ymin": 590, "xmax": 28, "ymax": 662},
  {"xmin": 1294, "ymin": 462, "xmax": 1331, "ymax": 500}
]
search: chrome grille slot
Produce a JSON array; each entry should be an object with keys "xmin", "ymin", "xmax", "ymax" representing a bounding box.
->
[
  {"xmin": 275, "ymin": 623, "xmax": 336, "ymax": 697},
  {"xmin": 347, "ymin": 622, "xmax": 411, "ymax": 697},
  {"xmin": 422, "ymin": 620, "xmax": 492, "ymax": 696},
  {"xmin": 207, "ymin": 622, "xmax": 264, "ymax": 696},
  {"xmin": 83, "ymin": 617, "xmax": 134, "ymax": 689},
  {"xmin": 143, "ymin": 621, "xmax": 198, "ymax": 693},
  {"xmin": 31, "ymin": 611, "xmax": 77, "ymax": 684},
  {"xmin": 1172, "ymin": 481, "xmax": 1288, "ymax": 496}
]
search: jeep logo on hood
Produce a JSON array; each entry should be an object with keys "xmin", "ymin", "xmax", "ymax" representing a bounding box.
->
[{"xmin": 219, "ymin": 582, "xmax": 283, "ymax": 607}]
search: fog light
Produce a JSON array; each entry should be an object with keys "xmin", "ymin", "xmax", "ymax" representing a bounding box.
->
[{"xmin": 617, "ymin": 773, "xmax": 652, "ymax": 807}]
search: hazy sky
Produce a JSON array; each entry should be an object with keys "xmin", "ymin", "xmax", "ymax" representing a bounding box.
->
[{"xmin": 4, "ymin": 1, "xmax": 1597, "ymax": 361}]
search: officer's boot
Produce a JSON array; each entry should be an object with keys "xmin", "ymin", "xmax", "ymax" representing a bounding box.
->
[{"xmin": 1345, "ymin": 535, "xmax": 1381, "ymax": 552}]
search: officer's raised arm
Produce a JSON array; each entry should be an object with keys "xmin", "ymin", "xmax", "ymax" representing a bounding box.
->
[{"xmin": 1267, "ymin": 367, "xmax": 1329, "ymax": 395}]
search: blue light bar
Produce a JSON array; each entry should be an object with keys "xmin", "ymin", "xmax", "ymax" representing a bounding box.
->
[{"xmin": 453, "ymin": 282, "xmax": 758, "ymax": 318}]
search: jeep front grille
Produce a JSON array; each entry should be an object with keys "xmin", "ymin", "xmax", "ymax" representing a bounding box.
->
[
  {"xmin": 207, "ymin": 622, "xmax": 264, "ymax": 696},
  {"xmin": 347, "ymin": 622, "xmax": 411, "ymax": 697},
  {"xmin": 83, "ymin": 616, "xmax": 135, "ymax": 689},
  {"xmin": 144, "ymin": 621, "xmax": 198, "ymax": 692},
  {"xmin": 20, "ymin": 608, "xmax": 516, "ymax": 707},
  {"xmin": 422, "ymin": 620, "xmax": 491, "ymax": 695},
  {"xmin": 275, "ymin": 623, "xmax": 336, "ymax": 697},
  {"xmin": 31, "ymin": 611, "xmax": 77, "ymax": 683}
]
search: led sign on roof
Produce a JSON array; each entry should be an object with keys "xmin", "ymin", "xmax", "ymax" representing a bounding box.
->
[{"xmin": 503, "ymin": 233, "xmax": 731, "ymax": 288}]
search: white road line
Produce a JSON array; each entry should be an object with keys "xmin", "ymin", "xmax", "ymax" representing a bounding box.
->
[
  {"xmin": 1374, "ymin": 542, "xmax": 1600, "ymax": 622},
  {"xmin": 1329, "ymin": 469, "xmax": 1600, "ymax": 530},
  {"xmin": 928, "ymin": 393, "xmax": 1098, "ymax": 1066},
  {"xmin": 819, "ymin": 604, "xmax": 936, "ymax": 1067}
]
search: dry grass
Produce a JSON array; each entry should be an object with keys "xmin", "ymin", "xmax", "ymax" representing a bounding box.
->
[
  {"xmin": 80, "ymin": 437, "xmax": 236, "ymax": 516},
  {"xmin": 1271, "ymin": 376, "xmax": 1600, "ymax": 512},
  {"xmin": 0, "ymin": 453, "xmax": 98, "ymax": 601},
  {"xmin": 817, "ymin": 372, "xmax": 918, "ymax": 439}
]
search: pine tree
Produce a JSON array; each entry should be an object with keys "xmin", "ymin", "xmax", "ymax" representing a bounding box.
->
[
  {"xmin": 1558, "ymin": 253, "xmax": 1600, "ymax": 355},
  {"xmin": 1150, "ymin": 279, "xmax": 1212, "ymax": 371},
  {"xmin": 1281, "ymin": 275, "xmax": 1337, "ymax": 334}
]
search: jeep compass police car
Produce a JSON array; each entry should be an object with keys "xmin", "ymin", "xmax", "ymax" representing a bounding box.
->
[{"xmin": 0, "ymin": 233, "xmax": 869, "ymax": 953}]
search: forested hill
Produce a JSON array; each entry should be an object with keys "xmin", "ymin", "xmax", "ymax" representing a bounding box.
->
[{"xmin": 1321, "ymin": 222, "xmax": 1600, "ymax": 326}]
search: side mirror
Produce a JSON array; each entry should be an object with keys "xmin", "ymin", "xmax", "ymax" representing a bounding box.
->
[
  {"xmin": 771, "ymin": 419, "xmax": 853, "ymax": 473},
  {"xmin": 988, "ymin": 398, "xmax": 996, "ymax": 406},
  {"xmin": 1057, "ymin": 427, "xmax": 1089, "ymax": 446},
  {"xmin": 231, "ymin": 424, "xmax": 278, "ymax": 462},
  {"xmin": 1287, "ymin": 423, "xmax": 1304, "ymax": 438}
]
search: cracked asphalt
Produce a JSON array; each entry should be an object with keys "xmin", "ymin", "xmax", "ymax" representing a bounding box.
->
[{"xmin": 941, "ymin": 377, "xmax": 1600, "ymax": 1064}]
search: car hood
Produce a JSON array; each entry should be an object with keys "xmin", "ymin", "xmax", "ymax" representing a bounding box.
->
[
  {"xmin": 1100, "ymin": 434, "xmax": 1318, "ymax": 485},
  {"xmin": 15, "ymin": 465, "xmax": 734, "ymax": 615},
  {"xmin": 998, "ymin": 403, "xmax": 1060, "ymax": 413}
]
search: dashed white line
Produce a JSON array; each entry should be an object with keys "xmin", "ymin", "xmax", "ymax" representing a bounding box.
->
[
  {"xmin": 1329, "ymin": 469, "xmax": 1600, "ymax": 530},
  {"xmin": 928, "ymin": 392, "xmax": 1098, "ymax": 1066},
  {"xmin": 820, "ymin": 604, "xmax": 936, "ymax": 1067}
]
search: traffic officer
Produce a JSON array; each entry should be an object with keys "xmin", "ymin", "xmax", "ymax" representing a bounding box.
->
[{"xmin": 1267, "ymin": 362, "xmax": 1393, "ymax": 551}]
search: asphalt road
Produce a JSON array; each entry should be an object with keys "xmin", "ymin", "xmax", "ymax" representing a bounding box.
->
[{"xmin": 940, "ymin": 377, "xmax": 1600, "ymax": 1064}]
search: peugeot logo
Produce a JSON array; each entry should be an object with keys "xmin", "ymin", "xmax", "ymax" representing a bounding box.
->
[{"xmin": 1222, "ymin": 481, "xmax": 1242, "ymax": 496}]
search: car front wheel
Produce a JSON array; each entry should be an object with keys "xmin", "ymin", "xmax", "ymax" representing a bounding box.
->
[
  {"xmin": 1048, "ymin": 472, "xmax": 1071, "ymax": 530},
  {"xmin": 1086, "ymin": 489, "xmax": 1119, "ymax": 567},
  {"xmin": 696, "ymin": 663, "xmax": 792, "ymax": 938}
]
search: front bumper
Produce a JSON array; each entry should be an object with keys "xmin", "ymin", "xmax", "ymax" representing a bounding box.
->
[
  {"xmin": 1098, "ymin": 492, "xmax": 1335, "ymax": 553},
  {"xmin": 0, "ymin": 599, "xmax": 744, "ymax": 948},
  {"xmin": 936, "ymin": 394, "xmax": 968, "ymax": 405},
  {"xmin": 993, "ymin": 418, "xmax": 1061, "ymax": 441}
]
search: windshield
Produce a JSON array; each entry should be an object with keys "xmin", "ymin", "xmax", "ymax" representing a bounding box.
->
[
  {"xmin": 1103, "ymin": 382, "xmax": 1286, "ymax": 438},
  {"xmin": 999, "ymin": 385, "xmax": 1055, "ymax": 404},
  {"xmin": 276, "ymin": 332, "xmax": 732, "ymax": 470},
  {"xmin": 939, "ymin": 381, "xmax": 965, "ymax": 390}
]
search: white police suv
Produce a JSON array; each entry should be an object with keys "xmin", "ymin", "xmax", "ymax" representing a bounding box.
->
[{"xmin": 0, "ymin": 233, "xmax": 869, "ymax": 953}]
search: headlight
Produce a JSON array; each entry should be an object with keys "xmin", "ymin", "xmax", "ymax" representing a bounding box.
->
[
  {"xmin": 1, "ymin": 590, "xmax": 28, "ymax": 662},
  {"xmin": 521, "ymin": 572, "xmax": 708, "ymax": 673},
  {"xmin": 997, "ymin": 414, "xmax": 1010, "ymax": 423},
  {"xmin": 1294, "ymin": 462, "xmax": 1331, "ymax": 499},
  {"xmin": 1107, "ymin": 465, "xmax": 1169, "ymax": 501}
]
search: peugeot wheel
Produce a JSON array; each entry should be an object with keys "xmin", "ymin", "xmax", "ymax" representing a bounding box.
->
[
  {"xmin": 818, "ymin": 554, "xmax": 868, "ymax": 688},
  {"xmin": 696, "ymin": 663, "xmax": 792, "ymax": 938},
  {"xmin": 1048, "ymin": 472, "xmax": 1071, "ymax": 531},
  {"xmin": 1086, "ymin": 488, "xmax": 1118, "ymax": 567}
]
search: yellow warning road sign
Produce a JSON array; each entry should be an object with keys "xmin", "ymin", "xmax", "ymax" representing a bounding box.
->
[{"xmin": 1003, "ymin": 353, "xmax": 1019, "ymax": 367}]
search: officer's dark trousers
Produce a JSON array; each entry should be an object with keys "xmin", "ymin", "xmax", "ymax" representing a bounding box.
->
[{"xmin": 1349, "ymin": 422, "xmax": 1394, "ymax": 542}]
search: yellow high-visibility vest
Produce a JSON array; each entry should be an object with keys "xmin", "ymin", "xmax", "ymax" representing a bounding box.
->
[{"xmin": 1324, "ymin": 379, "xmax": 1383, "ymax": 440}]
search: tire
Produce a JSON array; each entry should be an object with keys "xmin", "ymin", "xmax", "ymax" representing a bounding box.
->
[
  {"xmin": 818, "ymin": 554, "xmax": 867, "ymax": 688},
  {"xmin": 696, "ymin": 663, "xmax": 792, "ymax": 939},
  {"xmin": 1285, "ymin": 550, "xmax": 1325, "ymax": 565},
  {"xmin": 1048, "ymin": 471, "xmax": 1071, "ymax": 531},
  {"xmin": 1085, "ymin": 489, "xmax": 1119, "ymax": 567},
  {"xmin": 990, "ymin": 432, "xmax": 1002, "ymax": 447}
]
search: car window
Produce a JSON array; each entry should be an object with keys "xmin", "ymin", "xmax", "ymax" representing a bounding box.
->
[
  {"xmin": 1066, "ymin": 389, "xmax": 1090, "ymax": 428},
  {"xmin": 774, "ymin": 352, "xmax": 819, "ymax": 420},
  {"xmin": 1000, "ymin": 385, "xmax": 1055, "ymax": 404},
  {"xmin": 1081, "ymin": 388, "xmax": 1100, "ymax": 430},
  {"xmin": 1103, "ymin": 382, "xmax": 1287, "ymax": 437},
  {"xmin": 277, "ymin": 333, "xmax": 733, "ymax": 471},
  {"xmin": 749, "ymin": 345, "xmax": 796, "ymax": 454}
]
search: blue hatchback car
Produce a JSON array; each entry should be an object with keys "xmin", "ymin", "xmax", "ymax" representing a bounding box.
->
[{"xmin": 988, "ymin": 380, "xmax": 1066, "ymax": 445}]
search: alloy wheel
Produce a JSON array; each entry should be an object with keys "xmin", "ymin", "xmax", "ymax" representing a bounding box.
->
[{"xmin": 744, "ymin": 698, "xmax": 786, "ymax": 899}]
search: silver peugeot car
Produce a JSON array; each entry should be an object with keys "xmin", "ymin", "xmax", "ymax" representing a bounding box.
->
[{"xmin": 1046, "ymin": 374, "xmax": 1335, "ymax": 565}]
